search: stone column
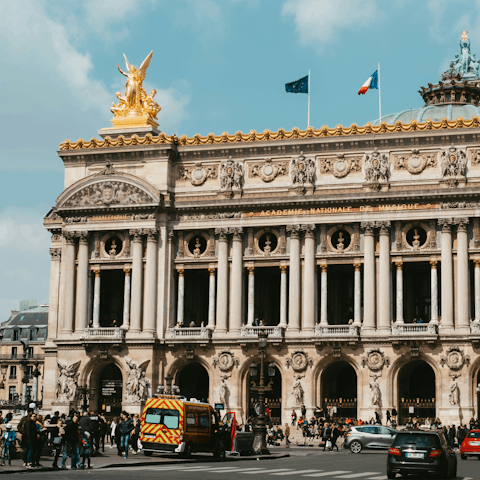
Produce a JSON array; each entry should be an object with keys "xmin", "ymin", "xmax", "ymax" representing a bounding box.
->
[
  {"xmin": 378, "ymin": 221, "xmax": 391, "ymax": 332},
  {"xmin": 75, "ymin": 233, "xmax": 89, "ymax": 333},
  {"xmin": 287, "ymin": 225, "xmax": 301, "ymax": 332},
  {"xmin": 47, "ymin": 248, "xmax": 61, "ymax": 341},
  {"xmin": 129, "ymin": 230, "xmax": 144, "ymax": 334},
  {"xmin": 395, "ymin": 261, "xmax": 404, "ymax": 323},
  {"xmin": 61, "ymin": 233, "xmax": 76, "ymax": 334},
  {"xmin": 92, "ymin": 269, "xmax": 101, "ymax": 328},
  {"xmin": 439, "ymin": 219, "xmax": 454, "ymax": 330},
  {"xmin": 430, "ymin": 260, "xmax": 439, "ymax": 324},
  {"xmin": 122, "ymin": 268, "xmax": 131, "ymax": 329},
  {"xmin": 279, "ymin": 265, "xmax": 288, "ymax": 327},
  {"xmin": 474, "ymin": 260, "xmax": 480, "ymax": 322},
  {"xmin": 208, "ymin": 267, "xmax": 216, "ymax": 329},
  {"xmin": 177, "ymin": 269, "xmax": 185, "ymax": 325},
  {"xmin": 303, "ymin": 225, "xmax": 316, "ymax": 332},
  {"xmin": 320, "ymin": 265, "xmax": 328, "ymax": 325},
  {"xmin": 456, "ymin": 218, "xmax": 470, "ymax": 331},
  {"xmin": 143, "ymin": 228, "xmax": 158, "ymax": 334},
  {"xmin": 353, "ymin": 263, "xmax": 361, "ymax": 325},
  {"xmin": 361, "ymin": 222, "xmax": 376, "ymax": 331},
  {"xmin": 216, "ymin": 229, "xmax": 229, "ymax": 334},
  {"xmin": 230, "ymin": 228, "xmax": 244, "ymax": 334},
  {"xmin": 247, "ymin": 266, "xmax": 255, "ymax": 326}
]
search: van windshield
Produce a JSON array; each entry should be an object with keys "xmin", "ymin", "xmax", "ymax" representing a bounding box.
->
[{"xmin": 145, "ymin": 408, "xmax": 180, "ymax": 429}]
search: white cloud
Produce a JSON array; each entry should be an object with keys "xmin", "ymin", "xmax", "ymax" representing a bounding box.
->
[{"xmin": 282, "ymin": 0, "xmax": 379, "ymax": 48}]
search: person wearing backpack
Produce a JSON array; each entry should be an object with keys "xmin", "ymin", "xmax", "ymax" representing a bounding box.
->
[{"xmin": 17, "ymin": 410, "xmax": 33, "ymax": 467}]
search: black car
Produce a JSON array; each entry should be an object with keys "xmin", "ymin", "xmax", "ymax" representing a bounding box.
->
[{"xmin": 387, "ymin": 430, "xmax": 457, "ymax": 479}]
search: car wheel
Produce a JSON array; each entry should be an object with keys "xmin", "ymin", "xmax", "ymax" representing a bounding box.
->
[
  {"xmin": 180, "ymin": 443, "xmax": 192, "ymax": 458},
  {"xmin": 143, "ymin": 451, "xmax": 152, "ymax": 457},
  {"xmin": 387, "ymin": 470, "xmax": 396, "ymax": 480},
  {"xmin": 461, "ymin": 454, "xmax": 466, "ymax": 460},
  {"xmin": 349, "ymin": 440, "xmax": 362, "ymax": 454}
]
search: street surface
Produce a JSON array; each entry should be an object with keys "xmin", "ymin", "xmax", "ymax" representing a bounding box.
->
[{"xmin": 6, "ymin": 448, "xmax": 478, "ymax": 480}]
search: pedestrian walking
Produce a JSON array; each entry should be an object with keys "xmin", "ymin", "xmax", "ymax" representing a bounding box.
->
[
  {"xmin": 61, "ymin": 413, "xmax": 82, "ymax": 470},
  {"xmin": 386, "ymin": 409, "xmax": 391, "ymax": 425},
  {"xmin": 291, "ymin": 409, "xmax": 297, "ymax": 426},
  {"xmin": 375, "ymin": 408, "xmax": 381, "ymax": 425},
  {"xmin": 51, "ymin": 419, "xmax": 65, "ymax": 469},
  {"xmin": 24, "ymin": 412, "xmax": 38, "ymax": 469},
  {"xmin": 131, "ymin": 414, "xmax": 140, "ymax": 454},
  {"xmin": 119, "ymin": 412, "xmax": 134, "ymax": 459},
  {"xmin": 284, "ymin": 424, "xmax": 291, "ymax": 448},
  {"xmin": 0, "ymin": 424, "xmax": 16, "ymax": 466},
  {"xmin": 33, "ymin": 414, "xmax": 47, "ymax": 468},
  {"xmin": 448, "ymin": 424, "xmax": 456, "ymax": 448},
  {"xmin": 80, "ymin": 431, "xmax": 92, "ymax": 468},
  {"xmin": 321, "ymin": 422, "xmax": 332, "ymax": 451},
  {"xmin": 301, "ymin": 404, "xmax": 307, "ymax": 419},
  {"xmin": 331, "ymin": 424, "xmax": 340, "ymax": 452}
]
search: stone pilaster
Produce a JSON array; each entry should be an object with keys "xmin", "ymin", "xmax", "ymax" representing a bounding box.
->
[
  {"xmin": 61, "ymin": 232, "xmax": 76, "ymax": 335},
  {"xmin": 361, "ymin": 222, "xmax": 376, "ymax": 331},
  {"xmin": 176, "ymin": 268, "xmax": 185, "ymax": 325},
  {"xmin": 353, "ymin": 262, "xmax": 361, "ymax": 325},
  {"xmin": 439, "ymin": 219, "xmax": 454, "ymax": 331},
  {"xmin": 215, "ymin": 228, "xmax": 229, "ymax": 334},
  {"xmin": 378, "ymin": 221, "xmax": 391, "ymax": 333},
  {"xmin": 229, "ymin": 227, "xmax": 244, "ymax": 334},
  {"xmin": 279, "ymin": 265, "xmax": 288, "ymax": 328},
  {"xmin": 143, "ymin": 228, "xmax": 159, "ymax": 334},
  {"xmin": 430, "ymin": 260, "xmax": 439, "ymax": 324},
  {"xmin": 47, "ymin": 248, "xmax": 61, "ymax": 341},
  {"xmin": 302, "ymin": 224, "xmax": 316, "ymax": 332},
  {"xmin": 129, "ymin": 229, "xmax": 144, "ymax": 334},
  {"xmin": 320, "ymin": 264, "xmax": 328, "ymax": 326},
  {"xmin": 395, "ymin": 260, "xmax": 404, "ymax": 324},
  {"xmin": 92, "ymin": 269, "xmax": 101, "ymax": 328},
  {"xmin": 123, "ymin": 267, "xmax": 131, "ymax": 330},
  {"xmin": 287, "ymin": 225, "xmax": 301, "ymax": 332},
  {"xmin": 247, "ymin": 266, "xmax": 255, "ymax": 326},
  {"xmin": 455, "ymin": 218, "xmax": 470, "ymax": 331},
  {"xmin": 75, "ymin": 232, "xmax": 89, "ymax": 333},
  {"xmin": 208, "ymin": 267, "xmax": 216, "ymax": 329}
]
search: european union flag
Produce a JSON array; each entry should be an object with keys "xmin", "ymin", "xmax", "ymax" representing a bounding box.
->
[{"xmin": 285, "ymin": 75, "xmax": 308, "ymax": 94}]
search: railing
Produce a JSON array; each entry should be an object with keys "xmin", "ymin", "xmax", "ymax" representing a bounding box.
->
[
  {"xmin": 240, "ymin": 326, "xmax": 285, "ymax": 338},
  {"xmin": 8, "ymin": 376, "xmax": 17, "ymax": 380},
  {"xmin": 81, "ymin": 327, "xmax": 125, "ymax": 340},
  {"xmin": 315, "ymin": 324, "xmax": 359, "ymax": 336},
  {"xmin": 0, "ymin": 354, "xmax": 44, "ymax": 360},
  {"xmin": 168, "ymin": 327, "xmax": 212, "ymax": 339},
  {"xmin": 391, "ymin": 323, "xmax": 438, "ymax": 335}
]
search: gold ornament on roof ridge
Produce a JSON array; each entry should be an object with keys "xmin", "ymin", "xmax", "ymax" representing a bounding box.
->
[
  {"xmin": 110, "ymin": 51, "xmax": 161, "ymax": 129},
  {"xmin": 60, "ymin": 116, "xmax": 480, "ymax": 150}
]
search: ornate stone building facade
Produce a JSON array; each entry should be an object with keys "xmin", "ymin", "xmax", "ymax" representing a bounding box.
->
[{"xmin": 43, "ymin": 38, "xmax": 480, "ymax": 425}]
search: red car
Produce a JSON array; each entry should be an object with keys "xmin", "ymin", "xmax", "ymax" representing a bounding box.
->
[{"xmin": 460, "ymin": 429, "xmax": 480, "ymax": 460}]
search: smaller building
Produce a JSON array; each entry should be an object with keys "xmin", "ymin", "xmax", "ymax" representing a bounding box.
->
[{"xmin": 0, "ymin": 306, "xmax": 47, "ymax": 408}]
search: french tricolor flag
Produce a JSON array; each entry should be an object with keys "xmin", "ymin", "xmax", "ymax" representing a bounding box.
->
[{"xmin": 358, "ymin": 70, "xmax": 379, "ymax": 95}]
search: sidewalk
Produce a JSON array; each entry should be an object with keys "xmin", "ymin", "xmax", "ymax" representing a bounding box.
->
[{"xmin": 0, "ymin": 444, "xmax": 289, "ymax": 474}]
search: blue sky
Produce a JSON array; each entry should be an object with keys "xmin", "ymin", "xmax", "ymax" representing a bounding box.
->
[{"xmin": 0, "ymin": 0, "xmax": 478, "ymax": 319}]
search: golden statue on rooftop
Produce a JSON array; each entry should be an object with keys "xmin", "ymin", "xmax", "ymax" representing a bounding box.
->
[{"xmin": 110, "ymin": 51, "xmax": 161, "ymax": 129}]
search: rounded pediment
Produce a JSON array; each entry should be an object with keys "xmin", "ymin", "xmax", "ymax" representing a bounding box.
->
[{"xmin": 56, "ymin": 169, "xmax": 160, "ymax": 210}]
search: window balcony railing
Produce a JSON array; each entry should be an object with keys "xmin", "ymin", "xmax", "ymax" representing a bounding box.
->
[
  {"xmin": 168, "ymin": 327, "xmax": 212, "ymax": 339},
  {"xmin": 391, "ymin": 323, "xmax": 438, "ymax": 335},
  {"xmin": 0, "ymin": 354, "xmax": 44, "ymax": 361},
  {"xmin": 81, "ymin": 327, "xmax": 125, "ymax": 341},
  {"xmin": 8, "ymin": 375, "xmax": 17, "ymax": 380},
  {"xmin": 240, "ymin": 325, "xmax": 285, "ymax": 339},
  {"xmin": 314, "ymin": 324, "xmax": 360, "ymax": 336}
]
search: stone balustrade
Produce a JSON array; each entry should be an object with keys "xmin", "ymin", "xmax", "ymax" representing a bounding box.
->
[
  {"xmin": 81, "ymin": 327, "xmax": 125, "ymax": 341},
  {"xmin": 391, "ymin": 323, "xmax": 438, "ymax": 335},
  {"xmin": 314, "ymin": 324, "xmax": 360, "ymax": 336},
  {"xmin": 168, "ymin": 327, "xmax": 212, "ymax": 339},
  {"xmin": 240, "ymin": 325, "xmax": 285, "ymax": 338}
]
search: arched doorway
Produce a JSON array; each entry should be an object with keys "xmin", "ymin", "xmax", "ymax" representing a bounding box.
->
[
  {"xmin": 398, "ymin": 360, "xmax": 436, "ymax": 424},
  {"xmin": 177, "ymin": 362, "xmax": 209, "ymax": 402},
  {"xmin": 322, "ymin": 362, "xmax": 357, "ymax": 420},
  {"xmin": 247, "ymin": 363, "xmax": 282, "ymax": 424},
  {"xmin": 98, "ymin": 363, "xmax": 123, "ymax": 418}
]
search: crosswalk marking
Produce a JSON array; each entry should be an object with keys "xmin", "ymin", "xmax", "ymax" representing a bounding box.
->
[
  {"xmin": 270, "ymin": 470, "xmax": 322, "ymax": 476},
  {"xmin": 201, "ymin": 467, "xmax": 243, "ymax": 472},
  {"xmin": 303, "ymin": 472, "xmax": 352, "ymax": 478},
  {"xmin": 334, "ymin": 473, "xmax": 381, "ymax": 479}
]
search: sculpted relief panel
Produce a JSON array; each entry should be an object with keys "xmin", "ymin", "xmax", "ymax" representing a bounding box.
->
[
  {"xmin": 393, "ymin": 149, "xmax": 437, "ymax": 174},
  {"xmin": 178, "ymin": 162, "xmax": 218, "ymax": 186},
  {"xmin": 319, "ymin": 155, "xmax": 362, "ymax": 178},
  {"xmin": 62, "ymin": 181, "xmax": 154, "ymax": 207},
  {"xmin": 248, "ymin": 157, "xmax": 288, "ymax": 182}
]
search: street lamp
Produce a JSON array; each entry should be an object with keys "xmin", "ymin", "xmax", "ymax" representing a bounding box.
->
[{"xmin": 249, "ymin": 330, "xmax": 274, "ymax": 454}]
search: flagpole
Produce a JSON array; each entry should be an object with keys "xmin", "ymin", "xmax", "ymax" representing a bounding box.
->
[
  {"xmin": 308, "ymin": 68, "xmax": 311, "ymax": 128},
  {"xmin": 378, "ymin": 61, "xmax": 382, "ymax": 123}
]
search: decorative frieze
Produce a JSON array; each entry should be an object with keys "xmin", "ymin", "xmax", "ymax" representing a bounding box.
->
[
  {"xmin": 249, "ymin": 157, "xmax": 288, "ymax": 182},
  {"xmin": 290, "ymin": 152, "xmax": 315, "ymax": 185},
  {"xmin": 219, "ymin": 157, "xmax": 243, "ymax": 193},
  {"xmin": 440, "ymin": 146, "xmax": 467, "ymax": 186},
  {"xmin": 179, "ymin": 162, "xmax": 218, "ymax": 186},
  {"xmin": 319, "ymin": 154, "xmax": 361, "ymax": 178},
  {"xmin": 393, "ymin": 149, "xmax": 437, "ymax": 174},
  {"xmin": 364, "ymin": 150, "xmax": 390, "ymax": 186}
]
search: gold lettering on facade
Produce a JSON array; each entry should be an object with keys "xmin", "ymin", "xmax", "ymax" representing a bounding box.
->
[
  {"xmin": 89, "ymin": 214, "xmax": 132, "ymax": 222},
  {"xmin": 246, "ymin": 203, "xmax": 438, "ymax": 218}
]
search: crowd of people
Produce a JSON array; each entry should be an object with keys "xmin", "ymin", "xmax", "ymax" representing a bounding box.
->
[{"xmin": 0, "ymin": 408, "xmax": 141, "ymax": 470}]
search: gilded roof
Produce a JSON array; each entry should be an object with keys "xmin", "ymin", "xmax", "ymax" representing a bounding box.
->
[{"xmin": 59, "ymin": 116, "xmax": 480, "ymax": 151}]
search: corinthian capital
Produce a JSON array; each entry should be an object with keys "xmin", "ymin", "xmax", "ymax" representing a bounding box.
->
[
  {"xmin": 63, "ymin": 231, "xmax": 76, "ymax": 245},
  {"xmin": 229, "ymin": 227, "xmax": 244, "ymax": 240},
  {"xmin": 454, "ymin": 217, "xmax": 469, "ymax": 231},
  {"xmin": 375, "ymin": 220, "xmax": 391, "ymax": 235},
  {"xmin": 49, "ymin": 248, "xmax": 61, "ymax": 261},
  {"xmin": 76, "ymin": 231, "xmax": 89, "ymax": 244},
  {"xmin": 215, "ymin": 227, "xmax": 229, "ymax": 240},
  {"xmin": 301, "ymin": 224, "xmax": 316, "ymax": 238},
  {"xmin": 438, "ymin": 218, "xmax": 454, "ymax": 231},
  {"xmin": 144, "ymin": 228, "xmax": 159, "ymax": 241},
  {"xmin": 286, "ymin": 224, "xmax": 301, "ymax": 238},
  {"xmin": 129, "ymin": 229, "xmax": 143, "ymax": 242},
  {"xmin": 360, "ymin": 221, "xmax": 375, "ymax": 235}
]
